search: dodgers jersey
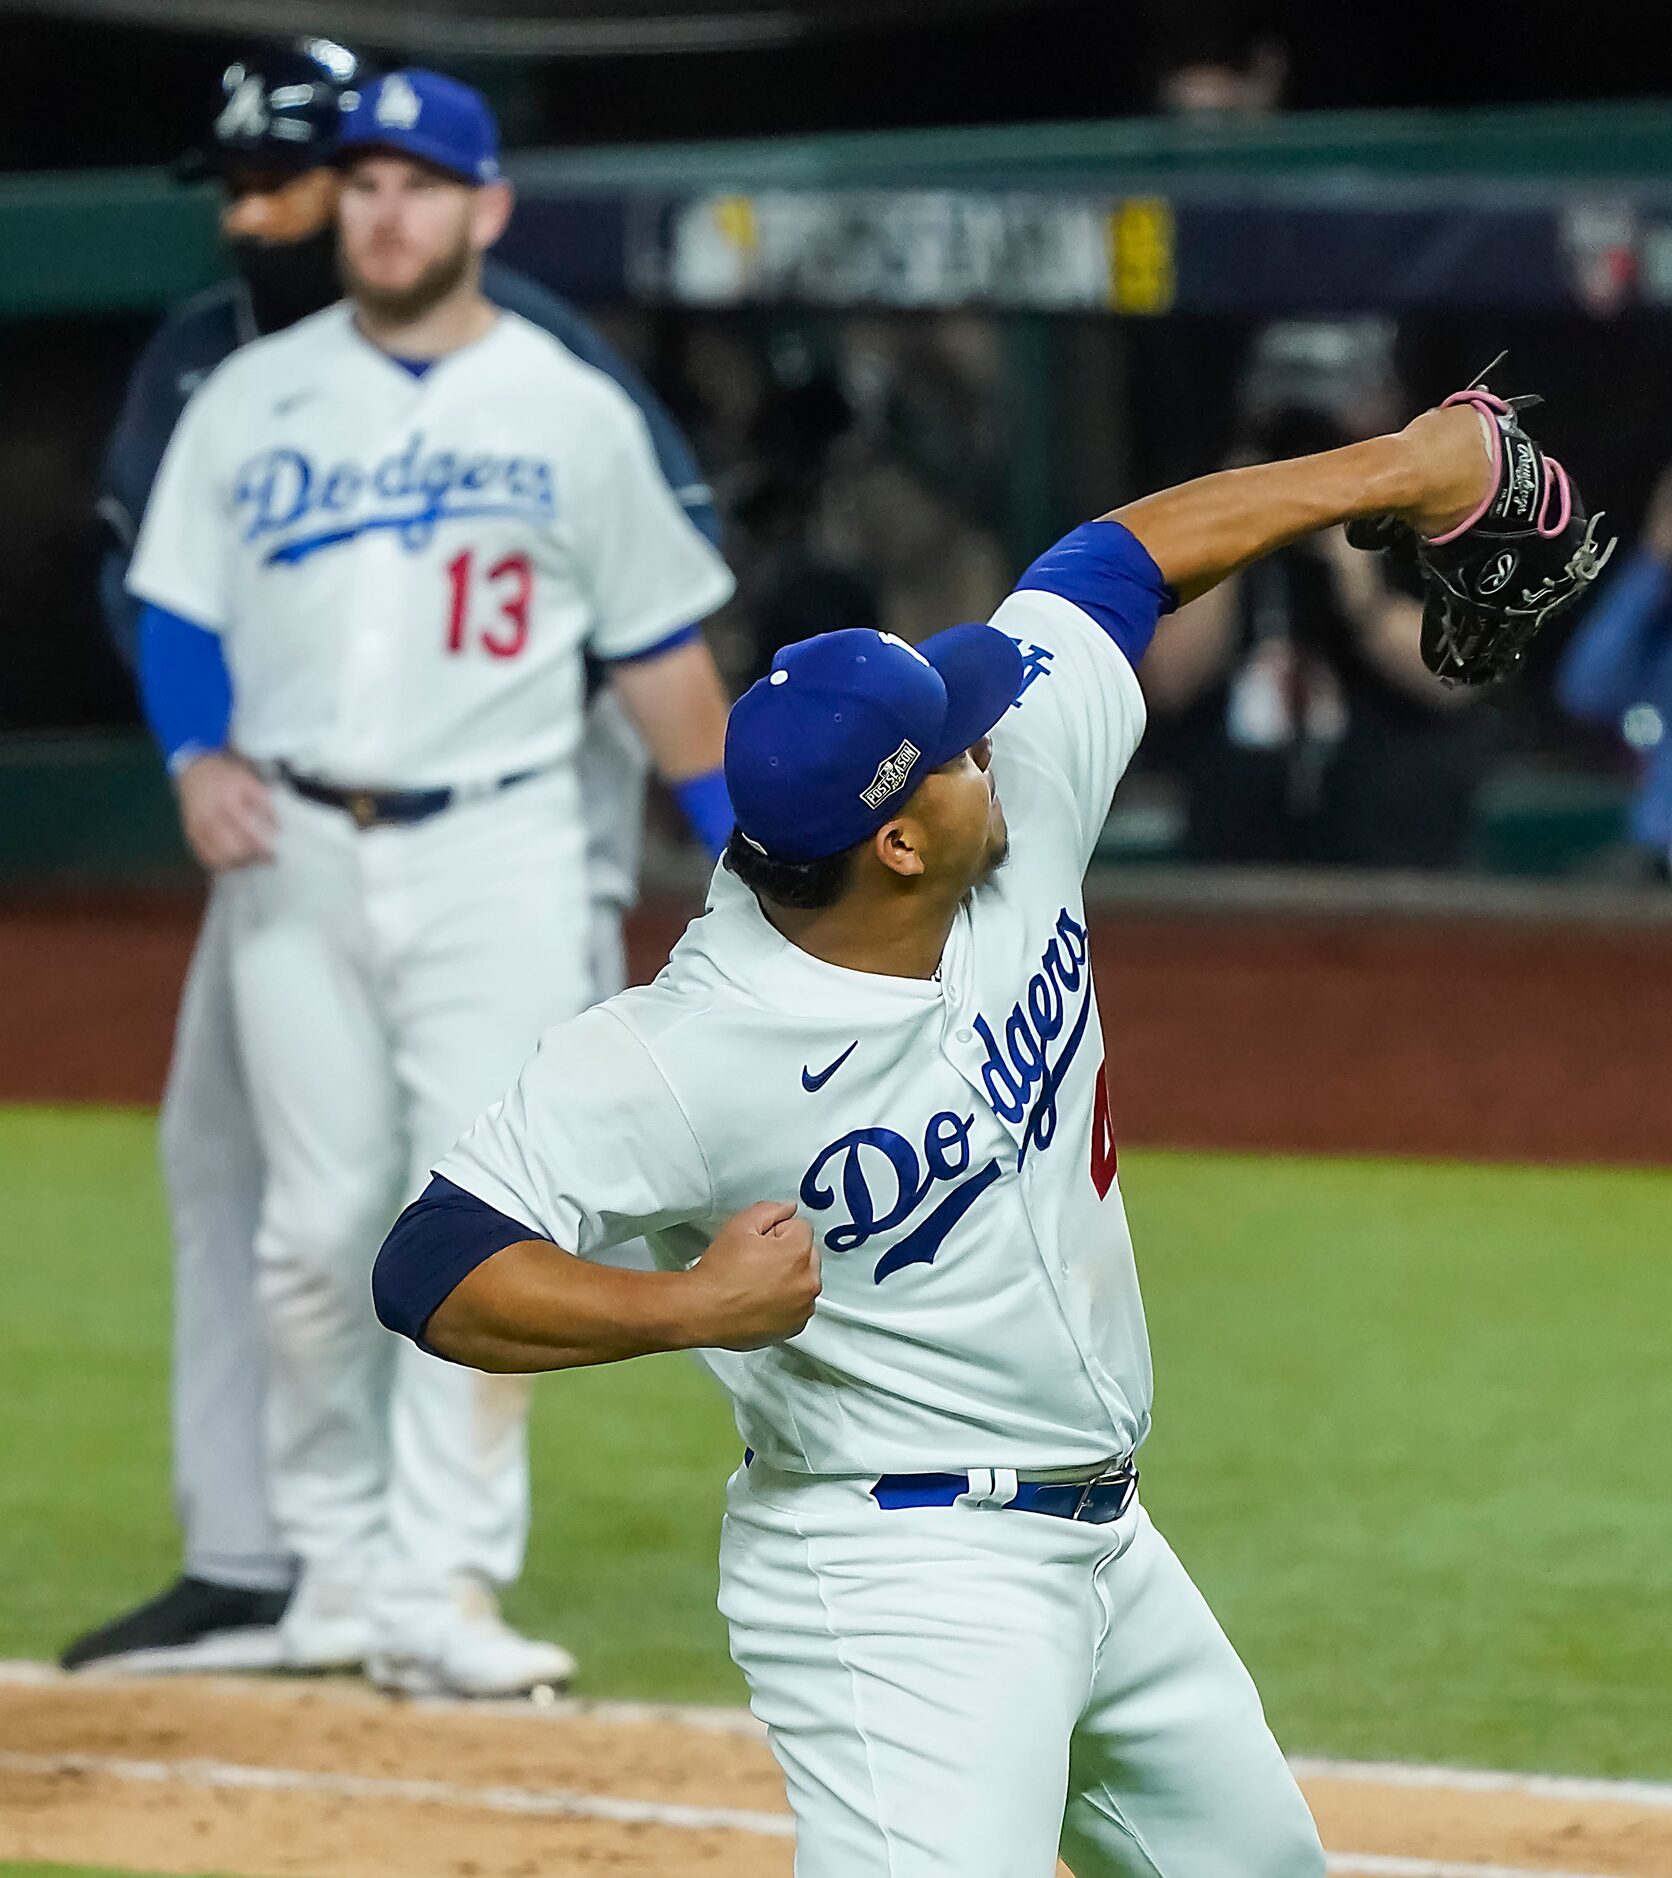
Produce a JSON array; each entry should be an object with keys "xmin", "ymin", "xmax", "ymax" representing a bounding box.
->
[
  {"xmin": 439, "ymin": 537, "xmax": 1170, "ymax": 1474},
  {"xmin": 127, "ymin": 301, "xmax": 734, "ymax": 789}
]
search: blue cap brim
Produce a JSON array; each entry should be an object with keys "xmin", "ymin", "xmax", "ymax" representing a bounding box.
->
[
  {"xmin": 334, "ymin": 131, "xmax": 494, "ymax": 186},
  {"xmin": 918, "ymin": 623, "xmax": 1024, "ymax": 767}
]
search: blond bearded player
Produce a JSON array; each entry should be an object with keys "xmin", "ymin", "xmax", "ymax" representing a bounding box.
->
[
  {"xmin": 373, "ymin": 396, "xmax": 1501, "ymax": 1870},
  {"xmin": 127, "ymin": 70, "xmax": 736, "ymax": 1696}
]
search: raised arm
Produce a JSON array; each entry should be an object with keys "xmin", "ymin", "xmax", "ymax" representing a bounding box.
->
[{"xmin": 1111, "ymin": 404, "xmax": 1492, "ymax": 606}]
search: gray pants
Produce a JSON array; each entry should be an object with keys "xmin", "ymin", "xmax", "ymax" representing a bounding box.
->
[{"xmin": 160, "ymin": 881, "xmax": 632, "ymax": 1590}]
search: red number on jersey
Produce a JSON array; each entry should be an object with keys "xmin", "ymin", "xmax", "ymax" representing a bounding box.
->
[
  {"xmin": 1090, "ymin": 1062, "xmax": 1118, "ymax": 1199},
  {"xmin": 480, "ymin": 553, "xmax": 533, "ymax": 658},
  {"xmin": 444, "ymin": 550, "xmax": 471, "ymax": 654},
  {"xmin": 443, "ymin": 549, "xmax": 533, "ymax": 659}
]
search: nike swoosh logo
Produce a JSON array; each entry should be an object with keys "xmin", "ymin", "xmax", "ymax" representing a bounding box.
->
[
  {"xmin": 801, "ymin": 1042, "xmax": 858, "ymax": 1092},
  {"xmin": 273, "ymin": 390, "xmax": 318, "ymax": 416}
]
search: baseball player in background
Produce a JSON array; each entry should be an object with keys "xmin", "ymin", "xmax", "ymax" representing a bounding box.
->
[
  {"xmin": 85, "ymin": 65, "xmax": 734, "ymax": 1698},
  {"xmin": 372, "ymin": 399, "xmax": 1495, "ymax": 1869}
]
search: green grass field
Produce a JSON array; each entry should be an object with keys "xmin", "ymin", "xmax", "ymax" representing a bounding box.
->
[
  {"xmin": 1, "ymin": 1869, "xmax": 222, "ymax": 1878},
  {"xmin": 5, "ymin": 1106, "xmax": 1670, "ymax": 1780}
]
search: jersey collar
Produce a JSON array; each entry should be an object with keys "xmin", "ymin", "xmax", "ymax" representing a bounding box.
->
[{"xmin": 698, "ymin": 865, "xmax": 947, "ymax": 1015}]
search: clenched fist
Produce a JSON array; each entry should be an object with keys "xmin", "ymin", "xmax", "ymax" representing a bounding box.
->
[
  {"xmin": 176, "ymin": 751, "xmax": 276, "ymax": 872},
  {"xmin": 683, "ymin": 1201, "xmax": 821, "ymax": 1350}
]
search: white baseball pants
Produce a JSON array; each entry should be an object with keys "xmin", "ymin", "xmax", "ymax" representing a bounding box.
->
[
  {"xmin": 217, "ymin": 768, "xmax": 595, "ymax": 1618},
  {"xmin": 159, "ymin": 874, "xmax": 633, "ymax": 1592},
  {"xmin": 720, "ymin": 1465, "xmax": 1325, "ymax": 1878},
  {"xmin": 159, "ymin": 879, "xmax": 292, "ymax": 1591}
]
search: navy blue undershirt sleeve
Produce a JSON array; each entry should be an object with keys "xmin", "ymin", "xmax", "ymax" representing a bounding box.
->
[
  {"xmin": 1013, "ymin": 519, "xmax": 1177, "ymax": 667},
  {"xmin": 137, "ymin": 603, "xmax": 234, "ymax": 773},
  {"xmin": 373, "ymin": 1173, "xmax": 549, "ymax": 1352},
  {"xmin": 98, "ymin": 291, "xmax": 242, "ymax": 669}
]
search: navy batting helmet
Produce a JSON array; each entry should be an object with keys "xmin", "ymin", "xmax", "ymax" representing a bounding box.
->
[{"xmin": 177, "ymin": 38, "xmax": 365, "ymax": 180}]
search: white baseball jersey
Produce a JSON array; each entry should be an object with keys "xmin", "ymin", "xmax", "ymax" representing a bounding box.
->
[
  {"xmin": 128, "ymin": 302, "xmax": 734, "ymax": 789},
  {"xmin": 440, "ymin": 567, "xmax": 1161, "ymax": 1474}
]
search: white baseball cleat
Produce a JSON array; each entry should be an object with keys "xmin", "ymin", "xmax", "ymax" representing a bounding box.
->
[
  {"xmin": 366, "ymin": 1575, "xmax": 576, "ymax": 1699},
  {"xmin": 278, "ymin": 1570, "xmax": 374, "ymax": 1671}
]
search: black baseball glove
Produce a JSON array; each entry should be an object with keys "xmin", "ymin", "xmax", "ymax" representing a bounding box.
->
[{"xmin": 1346, "ymin": 367, "xmax": 1615, "ymax": 687}]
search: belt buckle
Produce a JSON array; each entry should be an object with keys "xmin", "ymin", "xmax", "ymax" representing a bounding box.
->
[
  {"xmin": 347, "ymin": 791, "xmax": 378, "ymax": 830},
  {"xmin": 1073, "ymin": 1460, "xmax": 1136, "ymax": 1523}
]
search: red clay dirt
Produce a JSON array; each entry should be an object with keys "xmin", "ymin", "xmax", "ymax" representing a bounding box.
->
[
  {"xmin": 3, "ymin": 889, "xmax": 1668, "ymax": 1165},
  {"xmin": 5, "ymin": 1674, "xmax": 1672, "ymax": 1878}
]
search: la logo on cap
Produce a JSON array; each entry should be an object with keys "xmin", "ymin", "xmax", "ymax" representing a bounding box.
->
[
  {"xmin": 376, "ymin": 74, "xmax": 422, "ymax": 129},
  {"xmin": 216, "ymin": 71, "xmax": 269, "ymax": 138}
]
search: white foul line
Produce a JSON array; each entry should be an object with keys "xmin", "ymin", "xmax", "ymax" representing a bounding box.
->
[
  {"xmin": 7, "ymin": 1660, "xmax": 1671, "ymax": 1808},
  {"xmin": 1290, "ymin": 1754, "xmax": 1672, "ymax": 1813},
  {"xmin": 0, "ymin": 1747, "xmax": 1644, "ymax": 1878},
  {"xmin": 1325, "ymin": 1861, "xmax": 1624, "ymax": 1878},
  {"xmin": 0, "ymin": 1658, "xmax": 769, "ymax": 1734},
  {"xmin": 0, "ymin": 1748, "xmax": 796, "ymax": 1838}
]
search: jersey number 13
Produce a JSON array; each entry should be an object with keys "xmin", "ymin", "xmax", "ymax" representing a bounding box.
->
[{"xmin": 444, "ymin": 549, "xmax": 532, "ymax": 660}]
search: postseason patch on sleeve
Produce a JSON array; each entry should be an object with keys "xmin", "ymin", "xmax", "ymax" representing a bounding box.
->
[{"xmin": 1013, "ymin": 521, "xmax": 1176, "ymax": 668}]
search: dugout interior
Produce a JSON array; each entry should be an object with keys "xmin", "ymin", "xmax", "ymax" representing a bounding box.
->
[{"xmin": 5, "ymin": 102, "xmax": 1672, "ymax": 885}]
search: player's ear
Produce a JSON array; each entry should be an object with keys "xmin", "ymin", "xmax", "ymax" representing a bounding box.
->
[
  {"xmin": 473, "ymin": 179, "xmax": 514, "ymax": 251},
  {"xmin": 874, "ymin": 818, "xmax": 926, "ymax": 882}
]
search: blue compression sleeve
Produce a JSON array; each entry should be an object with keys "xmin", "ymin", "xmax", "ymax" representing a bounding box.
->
[
  {"xmin": 1014, "ymin": 520, "xmax": 1177, "ymax": 667},
  {"xmin": 373, "ymin": 1174, "xmax": 547, "ymax": 1352},
  {"xmin": 137, "ymin": 604, "xmax": 233, "ymax": 774},
  {"xmin": 673, "ymin": 766, "xmax": 735, "ymax": 860},
  {"xmin": 1556, "ymin": 549, "xmax": 1672, "ymax": 722}
]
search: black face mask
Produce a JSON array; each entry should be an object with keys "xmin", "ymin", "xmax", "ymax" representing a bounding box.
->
[{"xmin": 229, "ymin": 222, "xmax": 341, "ymax": 335}]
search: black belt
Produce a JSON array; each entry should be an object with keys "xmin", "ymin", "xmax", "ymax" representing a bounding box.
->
[
  {"xmin": 870, "ymin": 1460, "xmax": 1138, "ymax": 1525},
  {"xmin": 279, "ymin": 764, "xmax": 538, "ymax": 830}
]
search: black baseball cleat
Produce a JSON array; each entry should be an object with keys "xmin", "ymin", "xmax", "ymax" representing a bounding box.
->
[{"xmin": 60, "ymin": 1575, "xmax": 292, "ymax": 1675}]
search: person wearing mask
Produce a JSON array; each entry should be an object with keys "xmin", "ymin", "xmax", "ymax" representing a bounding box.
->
[{"xmin": 66, "ymin": 43, "xmax": 729, "ymax": 1689}]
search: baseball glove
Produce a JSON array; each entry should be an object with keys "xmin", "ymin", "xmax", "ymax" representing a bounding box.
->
[{"xmin": 1346, "ymin": 363, "xmax": 1616, "ymax": 687}]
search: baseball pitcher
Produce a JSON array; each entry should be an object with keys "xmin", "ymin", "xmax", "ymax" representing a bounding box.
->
[
  {"xmin": 118, "ymin": 68, "xmax": 735, "ymax": 1697},
  {"xmin": 374, "ymin": 384, "xmax": 1605, "ymax": 1865}
]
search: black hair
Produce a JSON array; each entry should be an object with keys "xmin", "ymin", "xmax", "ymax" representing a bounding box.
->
[{"xmin": 723, "ymin": 827, "xmax": 859, "ymax": 912}]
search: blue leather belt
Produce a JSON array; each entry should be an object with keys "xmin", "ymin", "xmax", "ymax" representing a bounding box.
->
[
  {"xmin": 280, "ymin": 764, "xmax": 538, "ymax": 831},
  {"xmin": 870, "ymin": 1462, "xmax": 1138, "ymax": 1525}
]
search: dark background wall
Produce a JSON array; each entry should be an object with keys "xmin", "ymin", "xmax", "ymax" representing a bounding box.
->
[{"xmin": 1, "ymin": 2, "xmax": 1662, "ymax": 173}]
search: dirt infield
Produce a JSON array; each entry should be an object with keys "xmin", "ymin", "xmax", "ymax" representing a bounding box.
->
[
  {"xmin": 4, "ymin": 888, "xmax": 1669, "ymax": 1163},
  {"xmin": 3, "ymin": 1669, "xmax": 1671, "ymax": 1878}
]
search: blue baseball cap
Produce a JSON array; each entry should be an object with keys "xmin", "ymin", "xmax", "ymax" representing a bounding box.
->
[
  {"xmin": 335, "ymin": 70, "xmax": 500, "ymax": 186},
  {"xmin": 725, "ymin": 625, "xmax": 1024, "ymax": 863}
]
